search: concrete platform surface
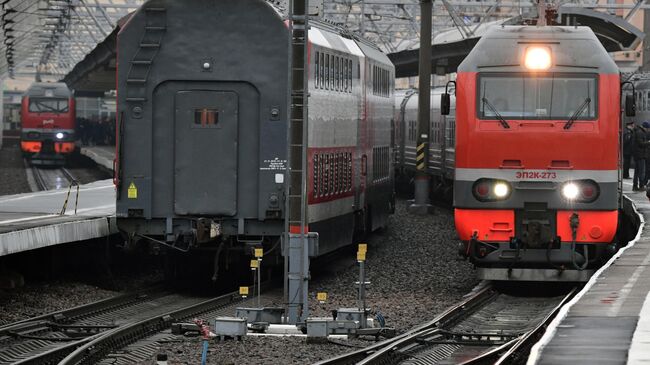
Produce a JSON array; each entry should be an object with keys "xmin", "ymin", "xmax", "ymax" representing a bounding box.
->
[
  {"xmin": 0, "ymin": 179, "xmax": 116, "ymax": 256},
  {"xmin": 529, "ymin": 180, "xmax": 650, "ymax": 365},
  {"xmin": 80, "ymin": 146, "xmax": 115, "ymax": 171}
]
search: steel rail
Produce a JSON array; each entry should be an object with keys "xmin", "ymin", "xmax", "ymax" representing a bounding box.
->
[
  {"xmin": 0, "ymin": 286, "xmax": 167, "ymax": 365},
  {"xmin": 29, "ymin": 165, "xmax": 74, "ymax": 191},
  {"xmin": 456, "ymin": 286, "xmax": 577, "ymax": 365},
  {"xmin": 30, "ymin": 164, "xmax": 47, "ymax": 191},
  {"xmin": 60, "ymin": 167, "xmax": 77, "ymax": 185},
  {"xmin": 58, "ymin": 290, "xmax": 247, "ymax": 365},
  {"xmin": 491, "ymin": 286, "xmax": 578, "ymax": 365},
  {"xmin": 314, "ymin": 284, "xmax": 497, "ymax": 365},
  {"xmin": 0, "ymin": 285, "xmax": 165, "ymax": 334},
  {"xmin": 317, "ymin": 283, "xmax": 577, "ymax": 365}
]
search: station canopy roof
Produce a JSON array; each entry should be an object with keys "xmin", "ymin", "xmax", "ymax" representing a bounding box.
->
[
  {"xmin": 1, "ymin": 1, "xmax": 641, "ymax": 92},
  {"xmin": 0, "ymin": 0, "xmax": 143, "ymax": 83},
  {"xmin": 390, "ymin": 6, "xmax": 646, "ymax": 77}
]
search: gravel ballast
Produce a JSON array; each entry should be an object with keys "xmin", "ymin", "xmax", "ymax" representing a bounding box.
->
[
  {"xmin": 0, "ymin": 281, "xmax": 116, "ymax": 326},
  {"xmin": 151, "ymin": 199, "xmax": 478, "ymax": 364},
  {"xmin": 0, "ymin": 142, "xmax": 30, "ymax": 196}
]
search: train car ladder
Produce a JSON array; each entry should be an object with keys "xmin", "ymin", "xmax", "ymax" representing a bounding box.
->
[
  {"xmin": 285, "ymin": 0, "xmax": 313, "ymax": 325},
  {"xmin": 125, "ymin": 7, "xmax": 166, "ymax": 106}
]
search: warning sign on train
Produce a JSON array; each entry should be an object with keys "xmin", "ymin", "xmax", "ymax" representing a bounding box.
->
[{"xmin": 128, "ymin": 182, "xmax": 138, "ymax": 199}]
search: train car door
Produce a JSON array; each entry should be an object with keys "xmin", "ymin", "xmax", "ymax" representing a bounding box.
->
[{"xmin": 174, "ymin": 90, "xmax": 238, "ymax": 216}]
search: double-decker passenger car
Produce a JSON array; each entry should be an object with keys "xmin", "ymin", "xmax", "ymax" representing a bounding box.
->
[
  {"xmin": 445, "ymin": 25, "xmax": 625, "ymax": 281},
  {"xmin": 115, "ymin": 0, "xmax": 394, "ymax": 276},
  {"xmin": 21, "ymin": 82, "xmax": 76, "ymax": 165},
  {"xmin": 394, "ymin": 87, "xmax": 456, "ymax": 198}
]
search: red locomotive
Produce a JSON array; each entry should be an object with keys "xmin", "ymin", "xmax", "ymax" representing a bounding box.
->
[
  {"xmin": 443, "ymin": 25, "xmax": 632, "ymax": 281},
  {"xmin": 21, "ymin": 82, "xmax": 76, "ymax": 165}
]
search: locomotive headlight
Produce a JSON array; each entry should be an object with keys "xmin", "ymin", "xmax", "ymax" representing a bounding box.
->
[
  {"xmin": 562, "ymin": 182, "xmax": 580, "ymax": 200},
  {"xmin": 56, "ymin": 132, "xmax": 64, "ymax": 139},
  {"xmin": 524, "ymin": 46, "xmax": 551, "ymax": 70},
  {"xmin": 493, "ymin": 182, "xmax": 510, "ymax": 198}
]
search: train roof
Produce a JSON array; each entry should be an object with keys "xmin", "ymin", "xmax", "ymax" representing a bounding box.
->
[
  {"xmin": 24, "ymin": 82, "xmax": 71, "ymax": 98},
  {"xmin": 458, "ymin": 25, "xmax": 619, "ymax": 74}
]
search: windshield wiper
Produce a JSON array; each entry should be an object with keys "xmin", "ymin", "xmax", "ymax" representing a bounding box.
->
[
  {"xmin": 564, "ymin": 98, "xmax": 591, "ymax": 130},
  {"xmin": 481, "ymin": 97, "xmax": 510, "ymax": 129}
]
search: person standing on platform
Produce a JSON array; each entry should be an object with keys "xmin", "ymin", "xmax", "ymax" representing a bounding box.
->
[
  {"xmin": 633, "ymin": 122, "xmax": 648, "ymax": 191},
  {"xmin": 623, "ymin": 121, "xmax": 634, "ymax": 179}
]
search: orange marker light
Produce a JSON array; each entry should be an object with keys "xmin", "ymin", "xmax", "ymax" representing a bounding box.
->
[{"xmin": 524, "ymin": 46, "xmax": 551, "ymax": 70}]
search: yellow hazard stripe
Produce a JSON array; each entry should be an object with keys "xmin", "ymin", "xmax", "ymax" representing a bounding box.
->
[
  {"xmin": 416, "ymin": 154, "xmax": 424, "ymax": 162},
  {"xmin": 417, "ymin": 163, "xmax": 425, "ymax": 170},
  {"xmin": 416, "ymin": 143, "xmax": 425, "ymax": 152}
]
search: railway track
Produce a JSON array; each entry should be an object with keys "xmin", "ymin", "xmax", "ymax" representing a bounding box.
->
[
  {"xmin": 316, "ymin": 283, "xmax": 576, "ymax": 365},
  {"xmin": 0, "ymin": 286, "xmax": 170, "ymax": 364},
  {"xmin": 0, "ymin": 285, "xmax": 280, "ymax": 365},
  {"xmin": 24, "ymin": 158, "xmax": 77, "ymax": 191}
]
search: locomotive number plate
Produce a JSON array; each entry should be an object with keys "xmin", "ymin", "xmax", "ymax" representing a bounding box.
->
[{"xmin": 515, "ymin": 171, "xmax": 557, "ymax": 180}]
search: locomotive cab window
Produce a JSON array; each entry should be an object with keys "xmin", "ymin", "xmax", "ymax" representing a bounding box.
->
[
  {"xmin": 28, "ymin": 98, "xmax": 69, "ymax": 113},
  {"xmin": 478, "ymin": 73, "xmax": 597, "ymax": 120},
  {"xmin": 194, "ymin": 108, "xmax": 219, "ymax": 127}
]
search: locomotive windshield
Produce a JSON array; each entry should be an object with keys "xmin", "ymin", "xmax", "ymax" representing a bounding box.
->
[
  {"xmin": 478, "ymin": 73, "xmax": 597, "ymax": 120},
  {"xmin": 28, "ymin": 98, "xmax": 69, "ymax": 113}
]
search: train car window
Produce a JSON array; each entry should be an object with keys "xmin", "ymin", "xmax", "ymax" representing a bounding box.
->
[
  {"xmin": 193, "ymin": 109, "xmax": 219, "ymax": 127},
  {"xmin": 340, "ymin": 58, "xmax": 344, "ymax": 91},
  {"xmin": 329, "ymin": 55, "xmax": 334, "ymax": 90},
  {"xmin": 315, "ymin": 52, "xmax": 320, "ymax": 88},
  {"xmin": 348, "ymin": 60, "xmax": 353, "ymax": 92},
  {"xmin": 641, "ymin": 92, "xmax": 648, "ymax": 110},
  {"xmin": 334, "ymin": 56, "xmax": 339, "ymax": 91},
  {"xmin": 325, "ymin": 55, "xmax": 330, "ymax": 90},
  {"xmin": 341, "ymin": 59, "xmax": 348, "ymax": 92},
  {"xmin": 28, "ymin": 98, "xmax": 69, "ymax": 113},
  {"xmin": 639, "ymin": 92, "xmax": 643, "ymax": 111},
  {"xmin": 339, "ymin": 58, "xmax": 344, "ymax": 92},
  {"xmin": 320, "ymin": 53, "xmax": 325, "ymax": 89},
  {"xmin": 383, "ymin": 70, "xmax": 387, "ymax": 96},
  {"xmin": 372, "ymin": 66, "xmax": 376, "ymax": 95},
  {"xmin": 478, "ymin": 73, "xmax": 597, "ymax": 120},
  {"xmin": 446, "ymin": 118, "xmax": 456, "ymax": 146}
]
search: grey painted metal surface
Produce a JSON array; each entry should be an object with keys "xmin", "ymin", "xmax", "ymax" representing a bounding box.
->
[
  {"xmin": 0, "ymin": 179, "xmax": 116, "ymax": 257},
  {"xmin": 529, "ymin": 183, "xmax": 650, "ymax": 364},
  {"xmin": 115, "ymin": 0, "xmax": 394, "ymax": 256}
]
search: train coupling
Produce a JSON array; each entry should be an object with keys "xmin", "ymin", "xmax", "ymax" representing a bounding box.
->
[{"xmin": 195, "ymin": 218, "xmax": 221, "ymax": 243}]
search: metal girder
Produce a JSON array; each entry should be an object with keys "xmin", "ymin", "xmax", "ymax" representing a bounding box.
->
[
  {"xmin": 2, "ymin": 0, "xmax": 646, "ymax": 81},
  {"xmin": 0, "ymin": 0, "xmax": 143, "ymax": 80}
]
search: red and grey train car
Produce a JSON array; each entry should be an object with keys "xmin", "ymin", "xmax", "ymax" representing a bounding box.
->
[
  {"xmin": 21, "ymin": 82, "xmax": 76, "ymax": 165},
  {"xmin": 115, "ymin": 0, "xmax": 394, "ymax": 266},
  {"xmin": 394, "ymin": 87, "xmax": 456, "ymax": 196},
  {"xmin": 445, "ymin": 26, "xmax": 623, "ymax": 281}
]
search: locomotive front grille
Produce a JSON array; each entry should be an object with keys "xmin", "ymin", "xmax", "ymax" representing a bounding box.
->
[{"xmin": 515, "ymin": 202, "xmax": 556, "ymax": 249}]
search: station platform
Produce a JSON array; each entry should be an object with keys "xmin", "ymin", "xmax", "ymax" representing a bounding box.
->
[
  {"xmin": 529, "ymin": 180, "xmax": 650, "ymax": 364},
  {"xmin": 0, "ymin": 179, "xmax": 116, "ymax": 257},
  {"xmin": 80, "ymin": 146, "xmax": 115, "ymax": 171}
]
